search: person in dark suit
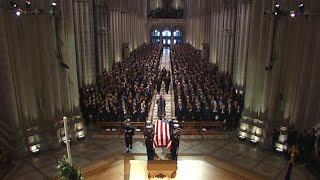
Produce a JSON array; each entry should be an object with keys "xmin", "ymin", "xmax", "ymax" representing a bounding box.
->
[
  {"xmin": 156, "ymin": 95, "xmax": 166, "ymax": 119},
  {"xmin": 124, "ymin": 119, "xmax": 134, "ymax": 153},
  {"xmin": 165, "ymin": 74, "xmax": 171, "ymax": 94},
  {"xmin": 170, "ymin": 124, "xmax": 181, "ymax": 160},
  {"xmin": 226, "ymin": 105, "xmax": 234, "ymax": 131},
  {"xmin": 203, "ymin": 104, "xmax": 212, "ymax": 120},
  {"xmin": 156, "ymin": 76, "xmax": 162, "ymax": 94},
  {"xmin": 175, "ymin": 102, "xmax": 185, "ymax": 121},
  {"xmin": 220, "ymin": 105, "xmax": 227, "ymax": 130},
  {"xmin": 144, "ymin": 125, "xmax": 155, "ymax": 160},
  {"xmin": 233, "ymin": 105, "xmax": 241, "ymax": 129},
  {"xmin": 212, "ymin": 103, "xmax": 219, "ymax": 121}
]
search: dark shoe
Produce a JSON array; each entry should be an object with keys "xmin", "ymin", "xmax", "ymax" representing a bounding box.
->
[
  {"xmin": 126, "ymin": 150, "xmax": 129, "ymax": 153},
  {"xmin": 130, "ymin": 145, "xmax": 132, "ymax": 149}
]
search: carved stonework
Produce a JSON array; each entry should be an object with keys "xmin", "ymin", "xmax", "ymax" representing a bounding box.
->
[
  {"xmin": 147, "ymin": 160, "xmax": 177, "ymax": 178},
  {"xmin": 155, "ymin": 173, "xmax": 167, "ymax": 178}
]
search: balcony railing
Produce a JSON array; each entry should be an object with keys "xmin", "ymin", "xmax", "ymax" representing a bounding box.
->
[{"xmin": 147, "ymin": 19, "xmax": 186, "ymax": 24}]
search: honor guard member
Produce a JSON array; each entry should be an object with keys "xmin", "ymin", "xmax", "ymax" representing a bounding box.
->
[
  {"xmin": 169, "ymin": 119, "xmax": 174, "ymax": 132},
  {"xmin": 124, "ymin": 119, "xmax": 134, "ymax": 153},
  {"xmin": 146, "ymin": 120, "xmax": 155, "ymax": 132},
  {"xmin": 144, "ymin": 125, "xmax": 155, "ymax": 160},
  {"xmin": 170, "ymin": 124, "xmax": 181, "ymax": 160}
]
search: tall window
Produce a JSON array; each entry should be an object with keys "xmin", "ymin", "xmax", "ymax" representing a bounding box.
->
[
  {"xmin": 162, "ymin": 30, "xmax": 172, "ymax": 37},
  {"xmin": 173, "ymin": 30, "xmax": 181, "ymax": 37},
  {"xmin": 151, "ymin": 29, "xmax": 160, "ymax": 44},
  {"xmin": 173, "ymin": 29, "xmax": 182, "ymax": 44},
  {"xmin": 151, "ymin": 29, "xmax": 160, "ymax": 37}
]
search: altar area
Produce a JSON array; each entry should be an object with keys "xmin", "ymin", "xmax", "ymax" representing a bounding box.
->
[{"xmin": 81, "ymin": 154, "xmax": 268, "ymax": 180}]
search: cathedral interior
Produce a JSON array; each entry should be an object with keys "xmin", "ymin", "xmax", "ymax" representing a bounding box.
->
[{"xmin": 0, "ymin": 0, "xmax": 320, "ymax": 179}]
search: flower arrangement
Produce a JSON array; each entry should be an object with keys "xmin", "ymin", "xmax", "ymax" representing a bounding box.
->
[{"xmin": 57, "ymin": 156, "xmax": 85, "ymax": 180}]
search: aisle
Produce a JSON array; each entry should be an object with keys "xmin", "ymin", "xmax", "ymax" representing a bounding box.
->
[{"xmin": 148, "ymin": 47, "xmax": 175, "ymax": 121}]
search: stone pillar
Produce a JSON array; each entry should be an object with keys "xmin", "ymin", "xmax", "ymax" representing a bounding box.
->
[
  {"xmin": 209, "ymin": 0, "xmax": 222, "ymax": 64},
  {"xmin": 94, "ymin": 0, "xmax": 110, "ymax": 71},
  {"xmin": 218, "ymin": 0, "xmax": 236, "ymax": 73},
  {"xmin": 233, "ymin": 0, "xmax": 252, "ymax": 89},
  {"xmin": 73, "ymin": 0, "xmax": 96, "ymax": 87}
]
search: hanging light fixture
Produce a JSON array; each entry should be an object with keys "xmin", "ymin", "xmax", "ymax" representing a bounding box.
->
[
  {"xmin": 25, "ymin": 0, "xmax": 31, "ymax": 9},
  {"xmin": 274, "ymin": 4, "xmax": 281, "ymax": 16},
  {"xmin": 51, "ymin": 1, "xmax": 58, "ymax": 7},
  {"xmin": 298, "ymin": 3, "xmax": 304, "ymax": 14}
]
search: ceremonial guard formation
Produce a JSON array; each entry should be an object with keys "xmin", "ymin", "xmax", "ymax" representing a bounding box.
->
[
  {"xmin": 124, "ymin": 119, "xmax": 134, "ymax": 153},
  {"xmin": 170, "ymin": 123, "xmax": 181, "ymax": 160},
  {"xmin": 144, "ymin": 123, "xmax": 155, "ymax": 160}
]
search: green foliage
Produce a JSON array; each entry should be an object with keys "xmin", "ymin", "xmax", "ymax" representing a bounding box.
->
[{"xmin": 57, "ymin": 156, "xmax": 85, "ymax": 180}]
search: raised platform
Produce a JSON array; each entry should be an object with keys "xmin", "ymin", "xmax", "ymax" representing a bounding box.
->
[{"xmin": 81, "ymin": 154, "xmax": 268, "ymax": 180}]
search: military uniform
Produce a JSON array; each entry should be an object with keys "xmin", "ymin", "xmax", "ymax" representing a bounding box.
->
[
  {"xmin": 170, "ymin": 124, "xmax": 181, "ymax": 160},
  {"xmin": 144, "ymin": 125, "xmax": 155, "ymax": 160},
  {"xmin": 124, "ymin": 120, "xmax": 134, "ymax": 153}
]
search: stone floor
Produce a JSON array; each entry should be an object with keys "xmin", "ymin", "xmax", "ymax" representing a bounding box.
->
[{"xmin": 4, "ymin": 133, "xmax": 317, "ymax": 180}]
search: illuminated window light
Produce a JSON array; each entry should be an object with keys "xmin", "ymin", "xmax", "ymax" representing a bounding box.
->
[
  {"xmin": 298, "ymin": 3, "xmax": 304, "ymax": 14},
  {"xmin": 52, "ymin": 2, "xmax": 57, "ymax": 6},
  {"xmin": 275, "ymin": 4, "xmax": 280, "ymax": 8}
]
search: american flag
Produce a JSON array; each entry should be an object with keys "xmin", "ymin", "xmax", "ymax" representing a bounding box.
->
[{"xmin": 153, "ymin": 120, "xmax": 172, "ymax": 150}]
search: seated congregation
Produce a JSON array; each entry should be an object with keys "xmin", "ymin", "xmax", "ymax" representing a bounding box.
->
[
  {"xmin": 79, "ymin": 43, "xmax": 244, "ymax": 132},
  {"xmin": 79, "ymin": 44, "xmax": 162, "ymax": 125},
  {"xmin": 171, "ymin": 44, "xmax": 244, "ymax": 130}
]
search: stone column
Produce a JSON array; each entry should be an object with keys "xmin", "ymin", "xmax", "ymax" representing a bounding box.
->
[
  {"xmin": 73, "ymin": 0, "xmax": 96, "ymax": 87},
  {"xmin": 209, "ymin": 0, "xmax": 222, "ymax": 64},
  {"xmin": 94, "ymin": 0, "xmax": 110, "ymax": 71},
  {"xmin": 233, "ymin": 0, "xmax": 252, "ymax": 89},
  {"xmin": 218, "ymin": 0, "xmax": 236, "ymax": 73}
]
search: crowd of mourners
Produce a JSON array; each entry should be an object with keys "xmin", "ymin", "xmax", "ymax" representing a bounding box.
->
[
  {"xmin": 79, "ymin": 44, "xmax": 162, "ymax": 125},
  {"xmin": 171, "ymin": 44, "xmax": 244, "ymax": 130}
]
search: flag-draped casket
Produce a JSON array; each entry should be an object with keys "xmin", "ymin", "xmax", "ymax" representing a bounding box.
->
[{"xmin": 153, "ymin": 120, "xmax": 172, "ymax": 150}]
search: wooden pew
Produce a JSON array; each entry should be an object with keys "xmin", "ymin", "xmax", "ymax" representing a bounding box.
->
[
  {"xmin": 96, "ymin": 120, "xmax": 224, "ymax": 136},
  {"xmin": 179, "ymin": 121, "xmax": 200, "ymax": 135},
  {"xmin": 96, "ymin": 122, "xmax": 122, "ymax": 135},
  {"xmin": 96, "ymin": 121, "xmax": 147, "ymax": 135},
  {"xmin": 199, "ymin": 121, "xmax": 223, "ymax": 135}
]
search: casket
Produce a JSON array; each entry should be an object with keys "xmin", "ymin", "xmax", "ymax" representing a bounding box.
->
[{"xmin": 153, "ymin": 120, "xmax": 172, "ymax": 149}]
